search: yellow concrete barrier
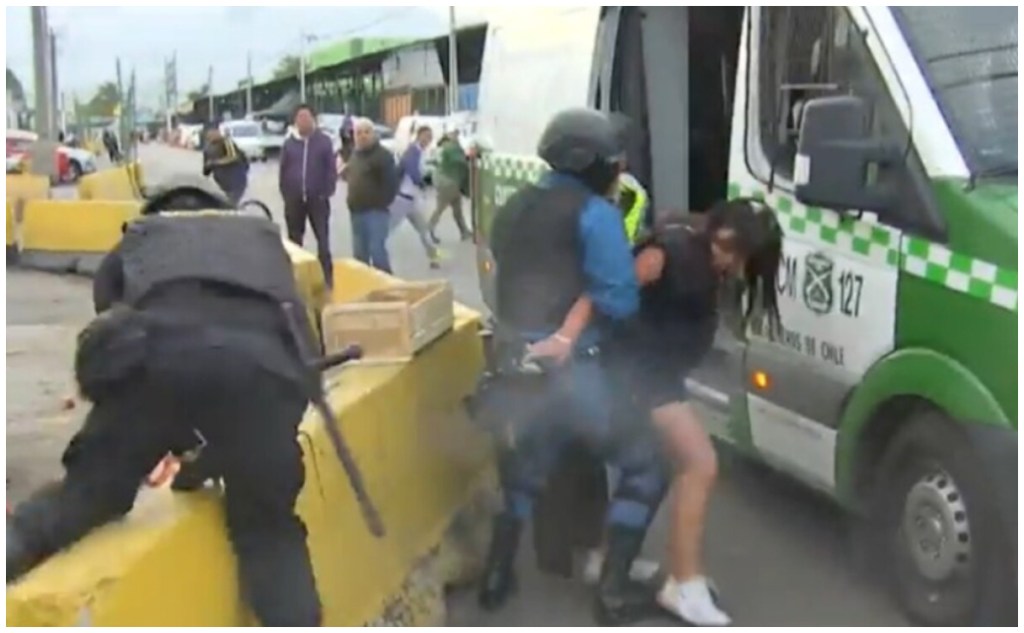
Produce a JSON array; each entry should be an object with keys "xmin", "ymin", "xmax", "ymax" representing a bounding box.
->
[
  {"xmin": 76, "ymin": 162, "xmax": 145, "ymax": 201},
  {"xmin": 19, "ymin": 199, "xmax": 141, "ymax": 274},
  {"xmin": 6, "ymin": 260, "xmax": 496, "ymax": 627},
  {"xmin": 284, "ymin": 239, "xmax": 331, "ymax": 342},
  {"xmin": 6, "ymin": 174, "xmax": 52, "ymax": 212}
]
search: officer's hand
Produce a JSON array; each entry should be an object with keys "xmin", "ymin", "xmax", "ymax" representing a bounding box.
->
[
  {"xmin": 146, "ymin": 454, "xmax": 181, "ymax": 488},
  {"xmin": 525, "ymin": 333, "xmax": 574, "ymax": 366}
]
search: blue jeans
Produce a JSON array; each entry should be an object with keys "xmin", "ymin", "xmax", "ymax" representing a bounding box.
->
[
  {"xmin": 498, "ymin": 357, "xmax": 667, "ymax": 531},
  {"xmin": 350, "ymin": 209, "xmax": 392, "ymax": 274}
]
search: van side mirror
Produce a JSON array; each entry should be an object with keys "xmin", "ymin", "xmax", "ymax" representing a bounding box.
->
[{"xmin": 793, "ymin": 95, "xmax": 898, "ymax": 214}]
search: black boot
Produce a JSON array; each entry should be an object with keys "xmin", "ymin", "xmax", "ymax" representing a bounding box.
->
[
  {"xmin": 478, "ymin": 513, "xmax": 522, "ymax": 611},
  {"xmin": 593, "ymin": 526, "xmax": 662, "ymax": 626}
]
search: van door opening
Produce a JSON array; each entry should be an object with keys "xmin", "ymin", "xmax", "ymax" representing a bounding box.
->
[{"xmin": 609, "ymin": 7, "xmax": 744, "ymax": 216}]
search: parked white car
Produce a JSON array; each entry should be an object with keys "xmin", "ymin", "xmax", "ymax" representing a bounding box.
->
[{"xmin": 220, "ymin": 120, "xmax": 267, "ymax": 162}]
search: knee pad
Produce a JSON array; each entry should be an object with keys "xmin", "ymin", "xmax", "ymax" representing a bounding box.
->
[{"xmin": 609, "ymin": 446, "xmax": 671, "ymax": 530}]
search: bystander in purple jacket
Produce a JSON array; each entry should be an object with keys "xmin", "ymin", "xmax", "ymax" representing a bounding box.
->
[{"xmin": 279, "ymin": 105, "xmax": 338, "ymax": 286}]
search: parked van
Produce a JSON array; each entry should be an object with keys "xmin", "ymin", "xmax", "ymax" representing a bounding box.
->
[{"xmin": 470, "ymin": 7, "xmax": 1017, "ymax": 626}]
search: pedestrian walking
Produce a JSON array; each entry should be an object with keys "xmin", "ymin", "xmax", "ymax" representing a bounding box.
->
[
  {"xmin": 390, "ymin": 126, "xmax": 441, "ymax": 269},
  {"xmin": 427, "ymin": 130, "xmax": 471, "ymax": 242}
]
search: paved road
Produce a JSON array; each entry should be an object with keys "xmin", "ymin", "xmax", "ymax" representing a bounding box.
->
[{"xmin": 136, "ymin": 144, "xmax": 908, "ymax": 627}]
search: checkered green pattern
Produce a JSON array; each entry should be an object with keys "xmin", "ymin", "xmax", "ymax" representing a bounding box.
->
[
  {"xmin": 476, "ymin": 156, "xmax": 1017, "ymax": 313},
  {"xmin": 727, "ymin": 183, "xmax": 901, "ymax": 268},
  {"xmin": 901, "ymin": 238, "xmax": 1018, "ymax": 312},
  {"xmin": 728, "ymin": 181, "xmax": 1018, "ymax": 314},
  {"xmin": 479, "ymin": 154, "xmax": 547, "ymax": 182}
]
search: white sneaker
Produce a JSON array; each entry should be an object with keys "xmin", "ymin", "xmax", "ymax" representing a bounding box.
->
[
  {"xmin": 581, "ymin": 549, "xmax": 662, "ymax": 586},
  {"xmin": 658, "ymin": 576, "xmax": 732, "ymax": 626}
]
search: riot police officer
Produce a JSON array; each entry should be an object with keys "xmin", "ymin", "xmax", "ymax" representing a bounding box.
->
[
  {"xmin": 478, "ymin": 108, "xmax": 670, "ymax": 625},
  {"xmin": 6, "ymin": 178, "xmax": 324, "ymax": 626},
  {"xmin": 608, "ymin": 113, "xmax": 651, "ymax": 245}
]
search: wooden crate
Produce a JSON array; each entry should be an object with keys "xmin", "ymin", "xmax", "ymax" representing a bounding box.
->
[{"xmin": 322, "ymin": 280, "xmax": 455, "ymax": 361}]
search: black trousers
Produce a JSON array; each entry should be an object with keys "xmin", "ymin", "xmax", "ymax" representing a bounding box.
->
[
  {"xmin": 10, "ymin": 331, "xmax": 320, "ymax": 626},
  {"xmin": 284, "ymin": 197, "xmax": 333, "ymax": 287}
]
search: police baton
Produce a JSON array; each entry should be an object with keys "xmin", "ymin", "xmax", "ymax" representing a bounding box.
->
[{"xmin": 280, "ymin": 303, "xmax": 385, "ymax": 538}]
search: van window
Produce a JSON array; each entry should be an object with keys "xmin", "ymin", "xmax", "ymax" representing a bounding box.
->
[
  {"xmin": 894, "ymin": 7, "xmax": 1017, "ymax": 177},
  {"xmin": 757, "ymin": 8, "xmax": 941, "ymax": 236},
  {"xmin": 756, "ymin": 7, "xmax": 835, "ymax": 183}
]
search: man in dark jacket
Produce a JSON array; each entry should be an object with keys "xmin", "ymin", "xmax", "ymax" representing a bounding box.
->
[
  {"xmin": 202, "ymin": 126, "xmax": 249, "ymax": 205},
  {"xmin": 279, "ymin": 104, "xmax": 338, "ymax": 287},
  {"xmin": 342, "ymin": 117, "xmax": 397, "ymax": 273}
]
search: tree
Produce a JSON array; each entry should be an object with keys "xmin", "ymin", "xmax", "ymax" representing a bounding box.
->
[
  {"xmin": 84, "ymin": 81, "xmax": 120, "ymax": 117},
  {"xmin": 272, "ymin": 55, "xmax": 302, "ymax": 80},
  {"xmin": 186, "ymin": 84, "xmax": 210, "ymax": 103},
  {"xmin": 6, "ymin": 68, "xmax": 25, "ymax": 103}
]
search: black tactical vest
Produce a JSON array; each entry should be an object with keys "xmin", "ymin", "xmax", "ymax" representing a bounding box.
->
[
  {"xmin": 490, "ymin": 183, "xmax": 590, "ymax": 333},
  {"xmin": 119, "ymin": 213, "xmax": 303, "ymax": 309}
]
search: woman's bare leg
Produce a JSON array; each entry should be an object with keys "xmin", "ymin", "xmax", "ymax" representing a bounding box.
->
[
  {"xmin": 652, "ymin": 401, "xmax": 729, "ymax": 625},
  {"xmin": 653, "ymin": 401, "xmax": 717, "ymax": 580}
]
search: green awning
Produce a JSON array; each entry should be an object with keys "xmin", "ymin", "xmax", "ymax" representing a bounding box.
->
[{"xmin": 307, "ymin": 37, "xmax": 413, "ymax": 71}]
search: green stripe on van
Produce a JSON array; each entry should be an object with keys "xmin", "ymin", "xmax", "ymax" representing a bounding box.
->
[
  {"xmin": 900, "ymin": 237, "xmax": 1018, "ymax": 312},
  {"xmin": 727, "ymin": 182, "xmax": 1018, "ymax": 313}
]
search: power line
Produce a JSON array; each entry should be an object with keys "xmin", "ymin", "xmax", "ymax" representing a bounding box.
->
[{"xmin": 248, "ymin": 8, "xmax": 413, "ymax": 70}]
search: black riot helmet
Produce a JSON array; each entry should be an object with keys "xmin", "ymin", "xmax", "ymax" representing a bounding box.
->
[
  {"xmin": 128, "ymin": 176, "xmax": 275, "ymax": 233},
  {"xmin": 537, "ymin": 108, "xmax": 624, "ymax": 196},
  {"xmin": 140, "ymin": 176, "xmax": 235, "ymax": 216}
]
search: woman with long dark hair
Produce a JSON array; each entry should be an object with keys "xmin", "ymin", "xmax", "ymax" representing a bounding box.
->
[{"xmin": 528, "ymin": 198, "xmax": 784, "ymax": 626}]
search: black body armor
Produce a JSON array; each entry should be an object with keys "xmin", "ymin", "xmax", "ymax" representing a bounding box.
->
[
  {"xmin": 490, "ymin": 183, "xmax": 590, "ymax": 334},
  {"xmin": 119, "ymin": 213, "xmax": 302, "ymax": 309}
]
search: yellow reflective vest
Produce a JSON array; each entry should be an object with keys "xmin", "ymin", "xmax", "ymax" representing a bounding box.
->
[{"xmin": 617, "ymin": 172, "xmax": 649, "ymax": 246}]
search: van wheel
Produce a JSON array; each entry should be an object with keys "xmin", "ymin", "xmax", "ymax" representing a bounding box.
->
[{"xmin": 871, "ymin": 413, "xmax": 1009, "ymax": 626}]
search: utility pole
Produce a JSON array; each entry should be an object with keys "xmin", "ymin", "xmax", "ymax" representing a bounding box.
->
[
  {"xmin": 245, "ymin": 51, "xmax": 253, "ymax": 116},
  {"xmin": 30, "ymin": 7, "xmax": 54, "ymax": 140},
  {"xmin": 447, "ymin": 7, "xmax": 460, "ymax": 115},
  {"xmin": 164, "ymin": 53, "xmax": 178, "ymax": 134},
  {"xmin": 116, "ymin": 57, "xmax": 126, "ymax": 157},
  {"xmin": 299, "ymin": 32, "xmax": 308, "ymax": 104},
  {"xmin": 299, "ymin": 32, "xmax": 319, "ymax": 104},
  {"xmin": 207, "ymin": 65, "xmax": 215, "ymax": 123},
  {"xmin": 50, "ymin": 28, "xmax": 60, "ymax": 136},
  {"xmin": 128, "ymin": 67, "xmax": 137, "ymax": 161}
]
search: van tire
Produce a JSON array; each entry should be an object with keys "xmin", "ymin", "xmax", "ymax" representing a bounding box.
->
[{"xmin": 869, "ymin": 412, "xmax": 1013, "ymax": 626}]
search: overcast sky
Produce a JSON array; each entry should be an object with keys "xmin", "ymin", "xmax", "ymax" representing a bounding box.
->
[{"xmin": 5, "ymin": 6, "xmax": 488, "ymax": 109}]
